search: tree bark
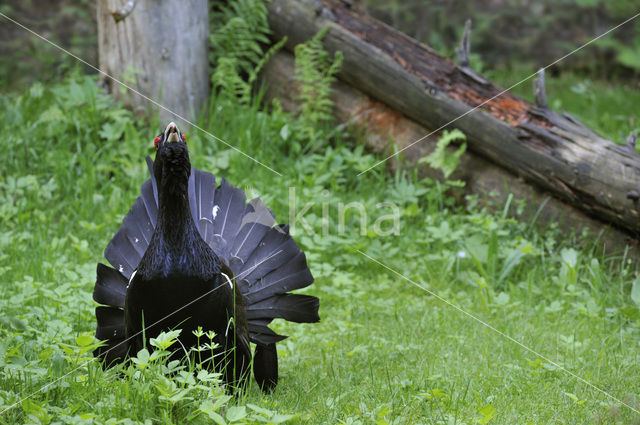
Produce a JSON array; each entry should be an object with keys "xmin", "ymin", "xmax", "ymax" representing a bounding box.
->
[
  {"xmin": 97, "ymin": 0, "xmax": 209, "ymax": 123},
  {"xmin": 261, "ymin": 51, "xmax": 637, "ymax": 253},
  {"xmin": 266, "ymin": 0, "xmax": 640, "ymax": 236}
]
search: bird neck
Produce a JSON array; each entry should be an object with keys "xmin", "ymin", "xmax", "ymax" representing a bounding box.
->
[{"xmin": 156, "ymin": 188, "xmax": 196, "ymax": 245}]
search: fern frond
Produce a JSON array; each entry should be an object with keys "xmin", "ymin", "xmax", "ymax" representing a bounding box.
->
[
  {"xmin": 293, "ymin": 27, "xmax": 343, "ymax": 142},
  {"xmin": 209, "ymin": 0, "xmax": 276, "ymax": 104}
]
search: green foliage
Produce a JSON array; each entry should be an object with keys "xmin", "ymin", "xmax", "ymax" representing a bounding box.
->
[
  {"xmin": 595, "ymin": 37, "xmax": 640, "ymax": 73},
  {"xmin": 631, "ymin": 275, "xmax": 640, "ymax": 309},
  {"xmin": 419, "ymin": 129, "xmax": 467, "ymax": 179},
  {"xmin": 210, "ymin": 0, "xmax": 285, "ymax": 105},
  {"xmin": 293, "ymin": 27, "xmax": 344, "ymax": 147},
  {"xmin": 0, "ymin": 1, "xmax": 97, "ymax": 91},
  {"xmin": 2, "ymin": 5, "xmax": 640, "ymax": 423},
  {"xmin": 210, "ymin": 0, "xmax": 271, "ymax": 77}
]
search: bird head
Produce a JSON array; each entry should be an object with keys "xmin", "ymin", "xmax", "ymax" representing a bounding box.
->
[
  {"xmin": 154, "ymin": 121, "xmax": 186, "ymax": 149},
  {"xmin": 153, "ymin": 122, "xmax": 190, "ymax": 195}
]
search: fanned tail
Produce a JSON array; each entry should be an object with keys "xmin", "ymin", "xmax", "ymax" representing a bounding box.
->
[
  {"xmin": 94, "ymin": 156, "xmax": 319, "ymax": 389},
  {"xmin": 205, "ymin": 180, "xmax": 319, "ymax": 391},
  {"xmin": 201, "ymin": 182, "xmax": 319, "ymax": 336}
]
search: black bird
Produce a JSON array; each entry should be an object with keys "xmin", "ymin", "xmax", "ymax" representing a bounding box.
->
[{"xmin": 93, "ymin": 122, "xmax": 319, "ymax": 391}]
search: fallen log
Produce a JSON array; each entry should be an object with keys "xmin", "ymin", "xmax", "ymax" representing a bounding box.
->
[
  {"xmin": 261, "ymin": 51, "xmax": 637, "ymax": 253},
  {"xmin": 266, "ymin": 0, "xmax": 640, "ymax": 236}
]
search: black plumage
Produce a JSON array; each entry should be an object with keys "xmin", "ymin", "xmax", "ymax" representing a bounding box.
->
[
  {"xmin": 93, "ymin": 123, "xmax": 319, "ymax": 392},
  {"xmin": 94, "ymin": 263, "xmax": 127, "ymax": 308}
]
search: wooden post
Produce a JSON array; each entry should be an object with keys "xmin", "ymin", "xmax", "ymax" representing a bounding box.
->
[
  {"xmin": 455, "ymin": 19, "xmax": 472, "ymax": 68},
  {"xmin": 97, "ymin": 0, "xmax": 209, "ymax": 123},
  {"xmin": 533, "ymin": 69, "xmax": 548, "ymax": 109}
]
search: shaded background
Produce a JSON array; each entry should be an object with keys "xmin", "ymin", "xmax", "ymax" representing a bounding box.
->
[
  {"xmin": 2, "ymin": 0, "xmax": 640, "ymax": 91},
  {"xmin": 362, "ymin": 0, "xmax": 640, "ymax": 77}
]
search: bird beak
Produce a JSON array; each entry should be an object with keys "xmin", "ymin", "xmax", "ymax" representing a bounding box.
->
[{"xmin": 164, "ymin": 122, "xmax": 182, "ymax": 143}]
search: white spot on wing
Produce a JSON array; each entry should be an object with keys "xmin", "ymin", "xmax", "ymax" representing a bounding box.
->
[
  {"xmin": 212, "ymin": 205, "xmax": 220, "ymax": 220},
  {"xmin": 118, "ymin": 265, "xmax": 123, "ymax": 273},
  {"xmin": 221, "ymin": 272, "xmax": 233, "ymax": 290},
  {"xmin": 128, "ymin": 269, "xmax": 137, "ymax": 287},
  {"xmin": 135, "ymin": 238, "xmax": 139, "ymax": 243}
]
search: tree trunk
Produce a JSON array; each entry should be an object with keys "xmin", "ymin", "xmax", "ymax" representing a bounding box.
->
[
  {"xmin": 97, "ymin": 0, "xmax": 209, "ymax": 123},
  {"xmin": 266, "ymin": 0, "xmax": 640, "ymax": 236},
  {"xmin": 261, "ymin": 51, "xmax": 636, "ymax": 254}
]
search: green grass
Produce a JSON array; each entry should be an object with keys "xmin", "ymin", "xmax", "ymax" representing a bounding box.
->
[{"xmin": 1, "ymin": 66, "xmax": 640, "ymax": 425}]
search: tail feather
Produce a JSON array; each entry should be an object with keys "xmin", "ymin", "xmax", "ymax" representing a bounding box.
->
[
  {"xmin": 94, "ymin": 263, "xmax": 127, "ymax": 308},
  {"xmin": 95, "ymin": 306, "xmax": 126, "ymax": 340},
  {"xmin": 210, "ymin": 179, "xmax": 246, "ymax": 260},
  {"xmin": 253, "ymin": 343, "xmax": 278, "ymax": 392},
  {"xmin": 114, "ymin": 198, "xmax": 154, "ymax": 259},
  {"xmin": 228, "ymin": 198, "xmax": 275, "ymax": 274},
  {"xmin": 238, "ymin": 226, "xmax": 298, "ymax": 285},
  {"xmin": 193, "ymin": 169, "xmax": 217, "ymax": 226},
  {"xmin": 199, "ymin": 220, "xmax": 215, "ymax": 251},
  {"xmin": 104, "ymin": 159, "xmax": 159, "ymax": 280},
  {"xmin": 104, "ymin": 230, "xmax": 138, "ymax": 279},
  {"xmin": 94, "ymin": 307, "xmax": 130, "ymax": 366},
  {"xmin": 245, "ymin": 294, "xmax": 320, "ymax": 323},
  {"xmin": 145, "ymin": 156, "xmax": 159, "ymax": 207},
  {"xmin": 140, "ymin": 180, "xmax": 158, "ymax": 231},
  {"xmin": 243, "ymin": 252, "xmax": 313, "ymax": 305},
  {"xmin": 119, "ymin": 204, "xmax": 150, "ymax": 258},
  {"xmin": 248, "ymin": 319, "xmax": 287, "ymax": 345}
]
